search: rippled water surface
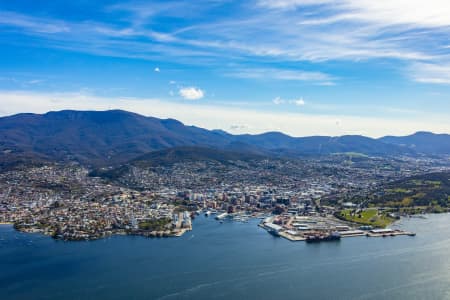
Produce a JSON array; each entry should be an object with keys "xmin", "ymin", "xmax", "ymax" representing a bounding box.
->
[{"xmin": 1, "ymin": 214, "xmax": 450, "ymax": 300}]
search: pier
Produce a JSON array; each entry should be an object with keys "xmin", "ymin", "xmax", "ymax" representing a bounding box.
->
[{"xmin": 260, "ymin": 219, "xmax": 416, "ymax": 242}]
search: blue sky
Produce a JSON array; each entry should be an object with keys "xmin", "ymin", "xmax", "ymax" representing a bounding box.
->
[{"xmin": 1, "ymin": 0, "xmax": 450, "ymax": 137}]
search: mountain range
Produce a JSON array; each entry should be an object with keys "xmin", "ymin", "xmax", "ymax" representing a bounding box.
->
[{"xmin": 0, "ymin": 109, "xmax": 449, "ymax": 166}]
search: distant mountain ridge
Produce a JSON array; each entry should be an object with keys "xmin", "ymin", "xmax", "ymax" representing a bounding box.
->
[
  {"xmin": 0, "ymin": 110, "xmax": 234, "ymax": 165},
  {"xmin": 0, "ymin": 110, "xmax": 448, "ymax": 166},
  {"xmin": 380, "ymin": 131, "xmax": 450, "ymax": 155}
]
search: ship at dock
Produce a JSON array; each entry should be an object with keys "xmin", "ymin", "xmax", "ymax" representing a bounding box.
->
[
  {"xmin": 267, "ymin": 228, "xmax": 281, "ymax": 237},
  {"xmin": 306, "ymin": 232, "xmax": 341, "ymax": 243}
]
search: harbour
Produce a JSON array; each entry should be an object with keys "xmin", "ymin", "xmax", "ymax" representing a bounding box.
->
[
  {"xmin": 1, "ymin": 213, "xmax": 449, "ymax": 300},
  {"xmin": 258, "ymin": 214, "xmax": 416, "ymax": 242}
]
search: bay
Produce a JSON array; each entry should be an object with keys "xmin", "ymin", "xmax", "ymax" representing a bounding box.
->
[{"xmin": 1, "ymin": 214, "xmax": 450, "ymax": 300}]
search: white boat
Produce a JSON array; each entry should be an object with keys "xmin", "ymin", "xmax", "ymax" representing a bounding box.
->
[{"xmin": 216, "ymin": 212, "xmax": 229, "ymax": 220}]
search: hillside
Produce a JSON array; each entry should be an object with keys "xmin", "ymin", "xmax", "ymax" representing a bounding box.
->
[
  {"xmin": 379, "ymin": 131, "xmax": 450, "ymax": 155},
  {"xmin": 131, "ymin": 146, "xmax": 265, "ymax": 167},
  {"xmin": 0, "ymin": 110, "xmax": 234, "ymax": 165},
  {"xmin": 371, "ymin": 172, "xmax": 450, "ymax": 212},
  {"xmin": 1, "ymin": 109, "xmax": 448, "ymax": 166},
  {"xmin": 89, "ymin": 146, "xmax": 266, "ymax": 180}
]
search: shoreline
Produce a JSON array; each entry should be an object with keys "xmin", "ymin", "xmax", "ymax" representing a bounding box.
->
[
  {"xmin": 11, "ymin": 224, "xmax": 193, "ymax": 241},
  {"xmin": 259, "ymin": 212, "xmax": 422, "ymax": 242},
  {"xmin": 3, "ymin": 212, "xmax": 443, "ymax": 242}
]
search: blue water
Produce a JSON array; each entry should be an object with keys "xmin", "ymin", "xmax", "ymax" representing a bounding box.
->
[{"xmin": 1, "ymin": 214, "xmax": 450, "ymax": 300}]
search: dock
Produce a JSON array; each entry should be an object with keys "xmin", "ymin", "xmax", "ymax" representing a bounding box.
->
[
  {"xmin": 279, "ymin": 231, "xmax": 306, "ymax": 241},
  {"xmin": 260, "ymin": 222, "xmax": 416, "ymax": 242}
]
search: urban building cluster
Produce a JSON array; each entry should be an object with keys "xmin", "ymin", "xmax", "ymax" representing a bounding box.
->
[{"xmin": 0, "ymin": 155, "xmax": 448, "ymax": 240}]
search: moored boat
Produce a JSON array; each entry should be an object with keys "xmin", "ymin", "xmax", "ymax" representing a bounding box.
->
[{"xmin": 306, "ymin": 232, "xmax": 341, "ymax": 243}]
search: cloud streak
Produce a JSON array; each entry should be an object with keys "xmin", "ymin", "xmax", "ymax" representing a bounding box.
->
[
  {"xmin": 273, "ymin": 97, "xmax": 306, "ymax": 106},
  {"xmin": 2, "ymin": 1, "xmax": 450, "ymax": 84},
  {"xmin": 228, "ymin": 68, "xmax": 335, "ymax": 84},
  {"xmin": 409, "ymin": 62, "xmax": 450, "ymax": 84}
]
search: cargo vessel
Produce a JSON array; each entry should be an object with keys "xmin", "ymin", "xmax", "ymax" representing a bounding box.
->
[{"xmin": 306, "ymin": 232, "xmax": 341, "ymax": 243}]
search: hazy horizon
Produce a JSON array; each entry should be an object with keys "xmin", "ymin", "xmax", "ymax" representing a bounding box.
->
[{"xmin": 1, "ymin": 107, "xmax": 448, "ymax": 139}]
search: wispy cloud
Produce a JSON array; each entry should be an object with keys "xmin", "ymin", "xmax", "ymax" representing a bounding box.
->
[
  {"xmin": 228, "ymin": 68, "xmax": 336, "ymax": 84},
  {"xmin": 258, "ymin": 0, "xmax": 450, "ymax": 28},
  {"xmin": 258, "ymin": 0, "xmax": 333, "ymax": 9},
  {"xmin": 1, "ymin": 1, "xmax": 450, "ymax": 85},
  {"xmin": 293, "ymin": 98, "xmax": 305, "ymax": 106},
  {"xmin": 410, "ymin": 62, "xmax": 450, "ymax": 84},
  {"xmin": 229, "ymin": 124, "xmax": 249, "ymax": 132},
  {"xmin": 273, "ymin": 97, "xmax": 285, "ymax": 105},
  {"xmin": 27, "ymin": 79, "xmax": 45, "ymax": 85},
  {"xmin": 273, "ymin": 96, "xmax": 306, "ymax": 106},
  {"xmin": 0, "ymin": 11, "xmax": 70, "ymax": 33}
]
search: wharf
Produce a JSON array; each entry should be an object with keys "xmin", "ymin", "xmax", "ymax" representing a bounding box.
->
[
  {"xmin": 338, "ymin": 230, "xmax": 366, "ymax": 238},
  {"xmin": 279, "ymin": 231, "xmax": 306, "ymax": 241},
  {"xmin": 262, "ymin": 225, "xmax": 416, "ymax": 242},
  {"xmin": 366, "ymin": 231, "xmax": 415, "ymax": 238}
]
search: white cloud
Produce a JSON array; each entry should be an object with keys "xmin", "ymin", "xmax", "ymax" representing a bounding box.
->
[
  {"xmin": 344, "ymin": 0, "xmax": 450, "ymax": 28},
  {"xmin": 154, "ymin": 67, "xmax": 160, "ymax": 72},
  {"xmin": 178, "ymin": 87, "xmax": 205, "ymax": 100},
  {"xmin": 229, "ymin": 68, "xmax": 336, "ymax": 84},
  {"xmin": 0, "ymin": 90, "xmax": 448, "ymax": 137},
  {"xmin": 27, "ymin": 79, "xmax": 45, "ymax": 85},
  {"xmin": 272, "ymin": 97, "xmax": 285, "ymax": 105},
  {"xmin": 410, "ymin": 62, "xmax": 450, "ymax": 84},
  {"xmin": 293, "ymin": 98, "xmax": 305, "ymax": 106},
  {"xmin": 226, "ymin": 0, "xmax": 447, "ymax": 63},
  {"xmin": 0, "ymin": 4, "xmax": 435, "ymax": 70},
  {"xmin": 0, "ymin": 11, "xmax": 70, "ymax": 33},
  {"xmin": 258, "ymin": 0, "xmax": 332, "ymax": 9},
  {"xmin": 259, "ymin": 0, "xmax": 450, "ymax": 28},
  {"xmin": 229, "ymin": 124, "xmax": 248, "ymax": 131},
  {"xmin": 273, "ymin": 96, "xmax": 306, "ymax": 106},
  {"xmin": 2, "ymin": 2, "xmax": 450, "ymax": 87},
  {"xmin": 2, "ymin": 2, "xmax": 449, "ymax": 87}
]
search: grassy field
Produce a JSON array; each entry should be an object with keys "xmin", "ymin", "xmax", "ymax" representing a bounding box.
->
[
  {"xmin": 339, "ymin": 208, "xmax": 395, "ymax": 228},
  {"xmin": 138, "ymin": 218, "xmax": 172, "ymax": 231},
  {"xmin": 369, "ymin": 172, "xmax": 450, "ymax": 212}
]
